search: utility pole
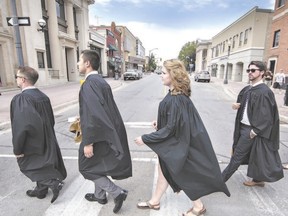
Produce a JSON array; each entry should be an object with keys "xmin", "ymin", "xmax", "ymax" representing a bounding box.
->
[{"xmin": 11, "ymin": 0, "xmax": 24, "ymax": 66}]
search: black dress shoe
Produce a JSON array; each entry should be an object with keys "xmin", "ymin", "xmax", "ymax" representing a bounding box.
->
[
  {"xmin": 85, "ymin": 193, "xmax": 108, "ymax": 204},
  {"xmin": 113, "ymin": 190, "xmax": 128, "ymax": 213},
  {"xmin": 50, "ymin": 181, "xmax": 64, "ymax": 203},
  {"xmin": 26, "ymin": 190, "xmax": 46, "ymax": 199}
]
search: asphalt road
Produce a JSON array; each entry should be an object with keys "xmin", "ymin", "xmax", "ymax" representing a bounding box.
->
[{"xmin": 0, "ymin": 74, "xmax": 288, "ymax": 216}]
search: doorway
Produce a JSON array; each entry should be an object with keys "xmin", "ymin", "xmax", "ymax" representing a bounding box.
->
[
  {"xmin": 269, "ymin": 60, "xmax": 276, "ymax": 74},
  {"xmin": 65, "ymin": 47, "xmax": 76, "ymax": 81}
]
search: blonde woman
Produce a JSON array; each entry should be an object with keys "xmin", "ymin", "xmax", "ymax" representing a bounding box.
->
[{"xmin": 135, "ymin": 59, "xmax": 230, "ymax": 216}]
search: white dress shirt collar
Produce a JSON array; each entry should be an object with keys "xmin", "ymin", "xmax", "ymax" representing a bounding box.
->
[
  {"xmin": 85, "ymin": 71, "xmax": 98, "ymax": 80},
  {"xmin": 22, "ymin": 86, "xmax": 37, "ymax": 92}
]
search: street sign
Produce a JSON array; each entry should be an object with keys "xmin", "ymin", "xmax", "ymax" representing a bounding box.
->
[{"xmin": 6, "ymin": 17, "xmax": 30, "ymax": 26}]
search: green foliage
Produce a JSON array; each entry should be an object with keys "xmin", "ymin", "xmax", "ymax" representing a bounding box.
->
[
  {"xmin": 178, "ymin": 41, "xmax": 197, "ymax": 71},
  {"xmin": 148, "ymin": 53, "xmax": 157, "ymax": 71}
]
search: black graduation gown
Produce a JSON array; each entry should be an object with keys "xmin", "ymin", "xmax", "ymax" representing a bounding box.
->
[
  {"xmin": 78, "ymin": 74, "xmax": 132, "ymax": 180},
  {"xmin": 233, "ymin": 83, "xmax": 283, "ymax": 182},
  {"xmin": 10, "ymin": 89, "xmax": 67, "ymax": 182},
  {"xmin": 142, "ymin": 92, "xmax": 230, "ymax": 201}
]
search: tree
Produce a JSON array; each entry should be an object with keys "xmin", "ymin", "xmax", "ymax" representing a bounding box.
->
[
  {"xmin": 148, "ymin": 53, "xmax": 157, "ymax": 72},
  {"xmin": 178, "ymin": 41, "xmax": 197, "ymax": 72}
]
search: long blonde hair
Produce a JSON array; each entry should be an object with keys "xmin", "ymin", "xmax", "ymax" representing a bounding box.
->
[{"xmin": 163, "ymin": 59, "xmax": 191, "ymax": 96}]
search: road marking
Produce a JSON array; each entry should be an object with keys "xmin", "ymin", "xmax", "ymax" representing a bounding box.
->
[
  {"xmin": 0, "ymin": 154, "xmax": 157, "ymax": 162},
  {"xmin": 0, "ymin": 191, "xmax": 14, "ymax": 202},
  {"xmin": 0, "ymin": 128, "xmax": 11, "ymax": 135},
  {"xmin": 0, "ymin": 154, "xmax": 16, "ymax": 158},
  {"xmin": 239, "ymin": 171, "xmax": 285, "ymax": 216},
  {"xmin": 124, "ymin": 122, "xmax": 153, "ymax": 128}
]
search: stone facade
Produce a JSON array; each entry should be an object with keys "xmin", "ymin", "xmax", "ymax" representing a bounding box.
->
[
  {"xmin": 209, "ymin": 7, "xmax": 273, "ymax": 83},
  {"xmin": 196, "ymin": 7, "xmax": 273, "ymax": 83},
  {"xmin": 195, "ymin": 40, "xmax": 212, "ymax": 73},
  {"xmin": 0, "ymin": 0, "xmax": 95, "ymax": 88}
]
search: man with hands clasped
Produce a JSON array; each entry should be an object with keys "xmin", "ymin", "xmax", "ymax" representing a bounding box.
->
[{"xmin": 222, "ymin": 61, "xmax": 283, "ymax": 186}]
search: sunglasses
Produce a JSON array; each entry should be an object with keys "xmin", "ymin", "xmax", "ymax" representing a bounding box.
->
[
  {"xmin": 14, "ymin": 75, "xmax": 25, "ymax": 79},
  {"xmin": 246, "ymin": 69, "xmax": 260, "ymax": 73}
]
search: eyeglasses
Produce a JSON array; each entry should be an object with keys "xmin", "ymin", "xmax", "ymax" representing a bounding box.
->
[
  {"xmin": 15, "ymin": 75, "xmax": 25, "ymax": 79},
  {"xmin": 246, "ymin": 69, "xmax": 260, "ymax": 73}
]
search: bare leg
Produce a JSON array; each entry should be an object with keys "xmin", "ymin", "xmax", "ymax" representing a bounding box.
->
[
  {"xmin": 149, "ymin": 163, "xmax": 169, "ymax": 205},
  {"xmin": 192, "ymin": 199, "xmax": 204, "ymax": 212},
  {"xmin": 183, "ymin": 199, "xmax": 206, "ymax": 216}
]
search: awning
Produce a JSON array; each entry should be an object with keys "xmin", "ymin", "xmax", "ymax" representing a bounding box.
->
[{"xmin": 108, "ymin": 44, "xmax": 118, "ymax": 51}]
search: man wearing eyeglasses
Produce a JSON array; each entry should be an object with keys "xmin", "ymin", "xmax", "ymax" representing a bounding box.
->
[
  {"xmin": 11, "ymin": 66, "xmax": 67, "ymax": 203},
  {"xmin": 222, "ymin": 61, "xmax": 283, "ymax": 187}
]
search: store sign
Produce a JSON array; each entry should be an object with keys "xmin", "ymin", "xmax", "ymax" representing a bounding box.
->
[
  {"xmin": 89, "ymin": 32, "xmax": 105, "ymax": 45},
  {"xmin": 129, "ymin": 56, "xmax": 145, "ymax": 64}
]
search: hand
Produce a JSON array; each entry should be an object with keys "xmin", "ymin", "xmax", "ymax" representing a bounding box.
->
[
  {"xmin": 232, "ymin": 103, "xmax": 241, "ymax": 110},
  {"xmin": 15, "ymin": 154, "xmax": 24, "ymax": 158},
  {"xmin": 152, "ymin": 120, "xmax": 157, "ymax": 130},
  {"xmin": 84, "ymin": 144, "xmax": 94, "ymax": 158},
  {"xmin": 134, "ymin": 136, "xmax": 145, "ymax": 146}
]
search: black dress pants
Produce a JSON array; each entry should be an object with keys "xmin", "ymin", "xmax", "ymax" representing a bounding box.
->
[
  {"xmin": 35, "ymin": 179, "xmax": 60, "ymax": 195},
  {"xmin": 222, "ymin": 124, "xmax": 254, "ymax": 182}
]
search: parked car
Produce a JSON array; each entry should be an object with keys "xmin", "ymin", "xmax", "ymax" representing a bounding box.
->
[
  {"xmin": 155, "ymin": 70, "xmax": 162, "ymax": 75},
  {"xmin": 123, "ymin": 69, "xmax": 139, "ymax": 80},
  {"xmin": 194, "ymin": 71, "xmax": 211, "ymax": 82},
  {"xmin": 136, "ymin": 70, "xmax": 143, "ymax": 79}
]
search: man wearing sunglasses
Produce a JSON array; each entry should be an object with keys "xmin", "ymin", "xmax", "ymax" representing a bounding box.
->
[{"xmin": 222, "ymin": 61, "xmax": 283, "ymax": 187}]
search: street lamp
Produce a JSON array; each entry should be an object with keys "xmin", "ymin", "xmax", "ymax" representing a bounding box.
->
[
  {"xmin": 37, "ymin": 19, "xmax": 46, "ymax": 32},
  {"xmin": 224, "ymin": 41, "xmax": 231, "ymax": 84}
]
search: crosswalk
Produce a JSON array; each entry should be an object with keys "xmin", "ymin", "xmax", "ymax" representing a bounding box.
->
[{"xmin": 43, "ymin": 158, "xmax": 194, "ymax": 216}]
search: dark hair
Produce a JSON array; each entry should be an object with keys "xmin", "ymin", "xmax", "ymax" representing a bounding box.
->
[
  {"xmin": 248, "ymin": 61, "xmax": 267, "ymax": 77},
  {"xmin": 18, "ymin": 66, "xmax": 39, "ymax": 85},
  {"xmin": 81, "ymin": 50, "xmax": 100, "ymax": 70}
]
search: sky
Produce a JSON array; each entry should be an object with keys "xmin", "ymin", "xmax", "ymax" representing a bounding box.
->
[{"xmin": 89, "ymin": 0, "xmax": 274, "ymax": 60}]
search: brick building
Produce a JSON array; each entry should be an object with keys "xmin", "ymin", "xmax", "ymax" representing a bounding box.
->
[{"xmin": 265, "ymin": 0, "xmax": 288, "ymax": 80}]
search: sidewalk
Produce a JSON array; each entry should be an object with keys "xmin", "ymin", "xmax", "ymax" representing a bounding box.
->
[
  {"xmin": 0, "ymin": 78, "xmax": 123, "ymax": 131},
  {"xmin": 212, "ymin": 77, "xmax": 288, "ymax": 124}
]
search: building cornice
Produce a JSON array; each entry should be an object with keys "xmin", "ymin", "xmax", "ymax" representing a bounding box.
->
[
  {"xmin": 0, "ymin": 30, "xmax": 13, "ymax": 39},
  {"xmin": 212, "ymin": 6, "xmax": 273, "ymax": 39},
  {"xmin": 273, "ymin": 8, "xmax": 288, "ymax": 20},
  {"xmin": 87, "ymin": 0, "xmax": 95, "ymax": 5}
]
